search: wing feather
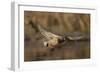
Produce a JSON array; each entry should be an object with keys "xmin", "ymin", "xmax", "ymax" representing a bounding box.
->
[
  {"xmin": 67, "ymin": 36, "xmax": 85, "ymax": 40},
  {"xmin": 37, "ymin": 25, "xmax": 61, "ymax": 40}
]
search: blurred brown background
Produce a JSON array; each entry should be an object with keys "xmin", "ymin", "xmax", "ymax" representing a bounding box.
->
[{"xmin": 24, "ymin": 11, "xmax": 90, "ymax": 61}]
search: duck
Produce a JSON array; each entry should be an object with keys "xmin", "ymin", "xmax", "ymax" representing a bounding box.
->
[
  {"xmin": 37, "ymin": 25, "xmax": 66, "ymax": 48},
  {"xmin": 37, "ymin": 24, "xmax": 89, "ymax": 48}
]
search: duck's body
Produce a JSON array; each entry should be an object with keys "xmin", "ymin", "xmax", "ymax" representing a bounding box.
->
[{"xmin": 44, "ymin": 37, "xmax": 59, "ymax": 48}]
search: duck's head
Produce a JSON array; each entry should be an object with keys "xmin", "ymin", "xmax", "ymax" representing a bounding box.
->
[{"xmin": 58, "ymin": 37, "xmax": 66, "ymax": 43}]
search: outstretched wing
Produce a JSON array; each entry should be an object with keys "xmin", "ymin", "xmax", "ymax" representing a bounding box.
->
[
  {"xmin": 37, "ymin": 25, "xmax": 61, "ymax": 40},
  {"xmin": 65, "ymin": 32, "xmax": 90, "ymax": 41},
  {"xmin": 67, "ymin": 36, "xmax": 86, "ymax": 40}
]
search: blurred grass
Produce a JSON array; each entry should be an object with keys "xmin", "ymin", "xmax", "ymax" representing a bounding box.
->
[{"xmin": 24, "ymin": 11, "xmax": 90, "ymax": 61}]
